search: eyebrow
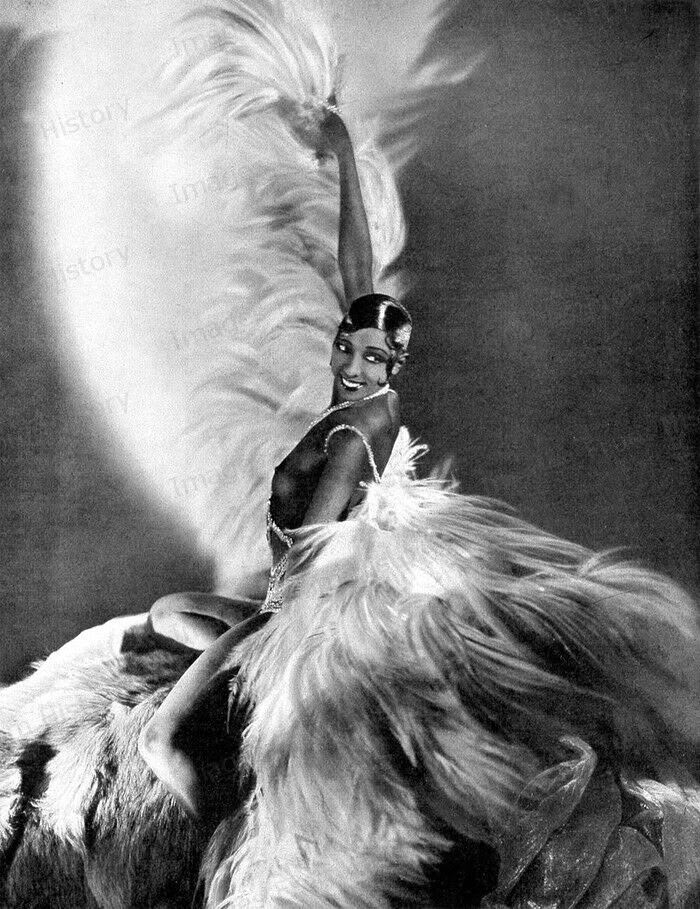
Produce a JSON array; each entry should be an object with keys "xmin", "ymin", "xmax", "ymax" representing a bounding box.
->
[
  {"xmin": 337, "ymin": 335, "xmax": 390, "ymax": 355},
  {"xmin": 338, "ymin": 331, "xmax": 391, "ymax": 355}
]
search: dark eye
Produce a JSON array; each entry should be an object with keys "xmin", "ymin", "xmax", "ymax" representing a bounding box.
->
[
  {"xmin": 335, "ymin": 340, "xmax": 351, "ymax": 353},
  {"xmin": 365, "ymin": 353, "xmax": 386, "ymax": 364}
]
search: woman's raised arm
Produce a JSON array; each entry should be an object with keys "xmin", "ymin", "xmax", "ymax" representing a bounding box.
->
[{"xmin": 320, "ymin": 108, "xmax": 374, "ymax": 305}]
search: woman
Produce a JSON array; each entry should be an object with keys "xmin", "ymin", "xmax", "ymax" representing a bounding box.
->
[
  {"xmin": 136, "ymin": 104, "xmax": 700, "ymax": 909},
  {"xmin": 3, "ymin": 4, "xmax": 694, "ymax": 901},
  {"xmin": 138, "ymin": 106, "xmax": 411, "ymax": 824}
]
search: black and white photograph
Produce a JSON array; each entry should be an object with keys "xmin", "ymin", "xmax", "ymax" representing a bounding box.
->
[{"xmin": 0, "ymin": 0, "xmax": 698, "ymax": 906}]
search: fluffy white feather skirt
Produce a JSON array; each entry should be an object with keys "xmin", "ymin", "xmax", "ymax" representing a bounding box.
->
[{"xmin": 203, "ymin": 431, "xmax": 700, "ymax": 908}]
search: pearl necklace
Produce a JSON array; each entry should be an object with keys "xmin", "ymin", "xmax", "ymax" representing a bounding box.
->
[{"xmin": 306, "ymin": 384, "xmax": 393, "ymax": 433}]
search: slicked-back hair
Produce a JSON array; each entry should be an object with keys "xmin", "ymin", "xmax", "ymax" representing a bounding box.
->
[{"xmin": 337, "ymin": 294, "xmax": 412, "ymax": 356}]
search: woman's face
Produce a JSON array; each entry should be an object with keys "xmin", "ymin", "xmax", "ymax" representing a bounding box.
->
[{"xmin": 330, "ymin": 327, "xmax": 399, "ymax": 402}]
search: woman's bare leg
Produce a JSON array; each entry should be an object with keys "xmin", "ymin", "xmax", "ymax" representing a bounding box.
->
[
  {"xmin": 147, "ymin": 591, "xmax": 261, "ymax": 651},
  {"xmin": 138, "ymin": 610, "xmax": 270, "ymax": 823}
]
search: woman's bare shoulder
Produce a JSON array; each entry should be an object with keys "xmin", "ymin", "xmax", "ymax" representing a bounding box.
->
[{"xmin": 344, "ymin": 392, "xmax": 400, "ymax": 441}]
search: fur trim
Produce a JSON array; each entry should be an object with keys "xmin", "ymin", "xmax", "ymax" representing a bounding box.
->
[{"xmin": 0, "ymin": 648, "xmax": 205, "ymax": 908}]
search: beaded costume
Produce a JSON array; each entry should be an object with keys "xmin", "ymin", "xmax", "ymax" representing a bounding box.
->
[{"xmin": 261, "ymin": 386, "xmax": 392, "ymax": 614}]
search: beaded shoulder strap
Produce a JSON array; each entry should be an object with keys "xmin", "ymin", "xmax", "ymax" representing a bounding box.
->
[{"xmin": 324, "ymin": 424, "xmax": 381, "ymax": 484}]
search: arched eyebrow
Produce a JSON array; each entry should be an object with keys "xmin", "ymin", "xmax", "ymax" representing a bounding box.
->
[{"xmin": 336, "ymin": 334, "xmax": 391, "ymax": 356}]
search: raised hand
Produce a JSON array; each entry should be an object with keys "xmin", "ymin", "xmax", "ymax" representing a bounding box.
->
[
  {"xmin": 274, "ymin": 94, "xmax": 349, "ymax": 160},
  {"xmin": 318, "ymin": 105, "xmax": 351, "ymax": 155}
]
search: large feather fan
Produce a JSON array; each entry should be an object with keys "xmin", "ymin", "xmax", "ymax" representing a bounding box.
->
[
  {"xmin": 33, "ymin": 0, "xmax": 410, "ymax": 598},
  {"xmin": 148, "ymin": 0, "xmax": 408, "ymax": 594}
]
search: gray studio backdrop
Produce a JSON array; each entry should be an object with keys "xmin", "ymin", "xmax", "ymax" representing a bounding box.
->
[{"xmin": 0, "ymin": 1, "xmax": 697, "ymax": 682}]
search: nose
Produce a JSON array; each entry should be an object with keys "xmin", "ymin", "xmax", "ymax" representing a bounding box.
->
[{"xmin": 345, "ymin": 351, "xmax": 363, "ymax": 377}]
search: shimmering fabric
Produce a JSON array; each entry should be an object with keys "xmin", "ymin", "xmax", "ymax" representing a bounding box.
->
[{"xmin": 483, "ymin": 738, "xmax": 700, "ymax": 909}]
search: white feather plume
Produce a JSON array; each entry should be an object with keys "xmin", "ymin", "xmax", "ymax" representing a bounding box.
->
[
  {"xmin": 34, "ymin": 0, "xmax": 410, "ymax": 599},
  {"xmin": 148, "ymin": 0, "xmax": 408, "ymax": 596}
]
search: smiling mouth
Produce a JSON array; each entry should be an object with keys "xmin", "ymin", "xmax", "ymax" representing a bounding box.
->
[{"xmin": 339, "ymin": 376, "xmax": 364, "ymax": 391}]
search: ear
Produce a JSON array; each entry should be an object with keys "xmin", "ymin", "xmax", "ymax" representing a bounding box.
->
[{"xmin": 390, "ymin": 354, "xmax": 407, "ymax": 376}]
